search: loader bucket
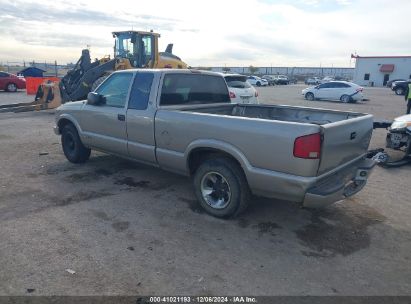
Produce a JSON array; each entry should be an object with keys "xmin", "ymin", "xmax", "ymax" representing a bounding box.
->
[
  {"xmin": 0, "ymin": 80, "xmax": 63, "ymax": 113},
  {"xmin": 34, "ymin": 80, "xmax": 63, "ymax": 110}
]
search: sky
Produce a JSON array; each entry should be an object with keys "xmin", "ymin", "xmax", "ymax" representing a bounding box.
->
[{"xmin": 0, "ymin": 0, "xmax": 410, "ymax": 67}]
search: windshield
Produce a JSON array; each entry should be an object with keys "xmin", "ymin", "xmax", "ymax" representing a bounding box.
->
[
  {"xmin": 114, "ymin": 33, "xmax": 134, "ymax": 58},
  {"xmin": 114, "ymin": 32, "xmax": 154, "ymax": 67},
  {"xmin": 225, "ymin": 76, "xmax": 252, "ymax": 89}
]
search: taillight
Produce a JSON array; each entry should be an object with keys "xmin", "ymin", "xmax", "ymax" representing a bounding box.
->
[
  {"xmin": 229, "ymin": 91, "xmax": 236, "ymax": 99},
  {"xmin": 255, "ymin": 91, "xmax": 258, "ymax": 97},
  {"xmin": 293, "ymin": 133, "xmax": 321, "ymax": 159}
]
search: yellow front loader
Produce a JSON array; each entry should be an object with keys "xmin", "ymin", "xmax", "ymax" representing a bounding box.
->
[{"xmin": 0, "ymin": 30, "xmax": 187, "ymax": 113}]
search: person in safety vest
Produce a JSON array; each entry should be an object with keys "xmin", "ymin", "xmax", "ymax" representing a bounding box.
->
[{"xmin": 405, "ymin": 82, "xmax": 411, "ymax": 114}]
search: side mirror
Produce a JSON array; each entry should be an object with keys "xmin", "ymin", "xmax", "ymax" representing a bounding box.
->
[
  {"xmin": 315, "ymin": 85, "xmax": 320, "ymax": 89},
  {"xmin": 87, "ymin": 92, "xmax": 105, "ymax": 106}
]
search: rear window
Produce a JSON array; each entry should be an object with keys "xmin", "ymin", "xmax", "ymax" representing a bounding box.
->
[
  {"xmin": 160, "ymin": 74, "xmax": 230, "ymax": 106},
  {"xmin": 224, "ymin": 76, "xmax": 251, "ymax": 89}
]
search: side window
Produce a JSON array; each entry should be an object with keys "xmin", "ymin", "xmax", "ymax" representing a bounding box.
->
[
  {"xmin": 332, "ymin": 83, "xmax": 346, "ymax": 88},
  {"xmin": 0, "ymin": 72, "xmax": 8, "ymax": 77},
  {"xmin": 318, "ymin": 83, "xmax": 329, "ymax": 89},
  {"xmin": 95, "ymin": 73, "xmax": 133, "ymax": 108},
  {"xmin": 128, "ymin": 72, "xmax": 154, "ymax": 110},
  {"xmin": 160, "ymin": 74, "xmax": 230, "ymax": 106},
  {"xmin": 364, "ymin": 73, "xmax": 370, "ymax": 80}
]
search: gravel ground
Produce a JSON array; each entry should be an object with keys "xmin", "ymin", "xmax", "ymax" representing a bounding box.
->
[
  {"xmin": 0, "ymin": 85, "xmax": 410, "ymax": 296},
  {"xmin": 0, "ymin": 90, "xmax": 33, "ymax": 106}
]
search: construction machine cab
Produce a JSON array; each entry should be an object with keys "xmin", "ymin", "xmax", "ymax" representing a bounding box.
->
[{"xmin": 113, "ymin": 31, "xmax": 159, "ymax": 68}]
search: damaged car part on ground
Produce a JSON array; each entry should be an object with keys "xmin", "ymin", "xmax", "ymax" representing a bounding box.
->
[{"xmin": 371, "ymin": 115, "xmax": 411, "ymax": 167}]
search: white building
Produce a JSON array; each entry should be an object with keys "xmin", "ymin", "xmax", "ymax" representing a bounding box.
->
[{"xmin": 352, "ymin": 55, "xmax": 411, "ymax": 87}]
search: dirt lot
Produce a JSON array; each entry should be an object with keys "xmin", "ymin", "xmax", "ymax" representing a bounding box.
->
[{"xmin": 0, "ymin": 86, "xmax": 410, "ymax": 296}]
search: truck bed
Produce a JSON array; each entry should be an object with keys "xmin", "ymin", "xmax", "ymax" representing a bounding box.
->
[
  {"xmin": 179, "ymin": 103, "xmax": 364, "ymax": 125},
  {"xmin": 156, "ymin": 103, "xmax": 373, "ymax": 180}
]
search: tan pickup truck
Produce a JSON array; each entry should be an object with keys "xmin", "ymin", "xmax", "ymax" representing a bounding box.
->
[{"xmin": 54, "ymin": 69, "xmax": 376, "ymax": 218}]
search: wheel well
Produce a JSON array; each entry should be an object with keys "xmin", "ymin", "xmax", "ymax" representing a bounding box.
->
[
  {"xmin": 188, "ymin": 148, "xmax": 244, "ymax": 176},
  {"xmin": 57, "ymin": 118, "xmax": 74, "ymax": 133}
]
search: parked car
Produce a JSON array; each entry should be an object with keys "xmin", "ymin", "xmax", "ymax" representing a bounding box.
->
[
  {"xmin": 247, "ymin": 75, "xmax": 268, "ymax": 87},
  {"xmin": 261, "ymin": 75, "xmax": 275, "ymax": 86},
  {"xmin": 272, "ymin": 75, "xmax": 289, "ymax": 85},
  {"xmin": 387, "ymin": 79, "xmax": 406, "ymax": 88},
  {"xmin": 305, "ymin": 77, "xmax": 320, "ymax": 85},
  {"xmin": 223, "ymin": 74, "xmax": 258, "ymax": 104},
  {"xmin": 288, "ymin": 77, "xmax": 298, "ymax": 84},
  {"xmin": 320, "ymin": 76, "xmax": 335, "ymax": 84},
  {"xmin": 0, "ymin": 71, "xmax": 26, "ymax": 92},
  {"xmin": 392, "ymin": 81, "xmax": 410, "ymax": 95},
  {"xmin": 54, "ymin": 69, "xmax": 375, "ymax": 218},
  {"xmin": 302, "ymin": 81, "xmax": 364, "ymax": 103}
]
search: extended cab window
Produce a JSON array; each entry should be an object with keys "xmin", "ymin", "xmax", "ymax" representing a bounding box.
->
[
  {"xmin": 95, "ymin": 73, "xmax": 133, "ymax": 108},
  {"xmin": 160, "ymin": 74, "xmax": 230, "ymax": 106},
  {"xmin": 128, "ymin": 72, "xmax": 154, "ymax": 110}
]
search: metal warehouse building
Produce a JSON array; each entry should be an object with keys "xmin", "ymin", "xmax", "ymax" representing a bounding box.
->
[{"xmin": 352, "ymin": 54, "xmax": 411, "ymax": 87}]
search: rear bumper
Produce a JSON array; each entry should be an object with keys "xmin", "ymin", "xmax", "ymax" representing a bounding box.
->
[{"xmin": 302, "ymin": 158, "xmax": 376, "ymax": 208}]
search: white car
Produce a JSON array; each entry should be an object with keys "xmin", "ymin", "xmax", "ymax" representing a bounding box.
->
[
  {"xmin": 247, "ymin": 76, "xmax": 268, "ymax": 87},
  {"xmin": 223, "ymin": 74, "xmax": 259, "ymax": 104},
  {"xmin": 302, "ymin": 81, "xmax": 364, "ymax": 103}
]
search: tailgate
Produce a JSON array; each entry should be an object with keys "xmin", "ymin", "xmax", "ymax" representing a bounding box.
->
[{"xmin": 318, "ymin": 114, "xmax": 373, "ymax": 175}]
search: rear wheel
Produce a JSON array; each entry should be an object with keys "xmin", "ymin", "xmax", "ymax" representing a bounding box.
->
[
  {"xmin": 61, "ymin": 124, "xmax": 91, "ymax": 163},
  {"xmin": 340, "ymin": 94, "xmax": 351, "ymax": 103},
  {"xmin": 193, "ymin": 157, "xmax": 250, "ymax": 218},
  {"xmin": 6, "ymin": 83, "xmax": 17, "ymax": 92},
  {"xmin": 305, "ymin": 92, "xmax": 315, "ymax": 101}
]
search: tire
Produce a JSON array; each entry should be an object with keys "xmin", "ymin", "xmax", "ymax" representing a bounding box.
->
[
  {"xmin": 340, "ymin": 94, "xmax": 351, "ymax": 103},
  {"xmin": 305, "ymin": 92, "xmax": 315, "ymax": 101},
  {"xmin": 91, "ymin": 75, "xmax": 109, "ymax": 92},
  {"xmin": 6, "ymin": 83, "xmax": 17, "ymax": 92},
  {"xmin": 61, "ymin": 124, "xmax": 91, "ymax": 163},
  {"xmin": 256, "ymin": 82, "xmax": 261, "ymax": 87},
  {"xmin": 193, "ymin": 157, "xmax": 251, "ymax": 218},
  {"xmin": 395, "ymin": 87, "xmax": 404, "ymax": 95},
  {"xmin": 379, "ymin": 158, "xmax": 410, "ymax": 168}
]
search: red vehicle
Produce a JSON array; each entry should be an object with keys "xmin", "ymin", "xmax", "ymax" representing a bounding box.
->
[{"xmin": 0, "ymin": 72, "xmax": 26, "ymax": 92}]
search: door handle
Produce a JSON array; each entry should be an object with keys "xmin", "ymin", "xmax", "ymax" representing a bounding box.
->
[{"xmin": 118, "ymin": 114, "xmax": 125, "ymax": 121}]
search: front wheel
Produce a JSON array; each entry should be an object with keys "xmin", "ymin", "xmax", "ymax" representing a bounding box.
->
[
  {"xmin": 193, "ymin": 157, "xmax": 250, "ymax": 218},
  {"xmin": 395, "ymin": 87, "xmax": 404, "ymax": 95},
  {"xmin": 256, "ymin": 82, "xmax": 261, "ymax": 87},
  {"xmin": 305, "ymin": 92, "xmax": 315, "ymax": 101},
  {"xmin": 61, "ymin": 124, "xmax": 91, "ymax": 163}
]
